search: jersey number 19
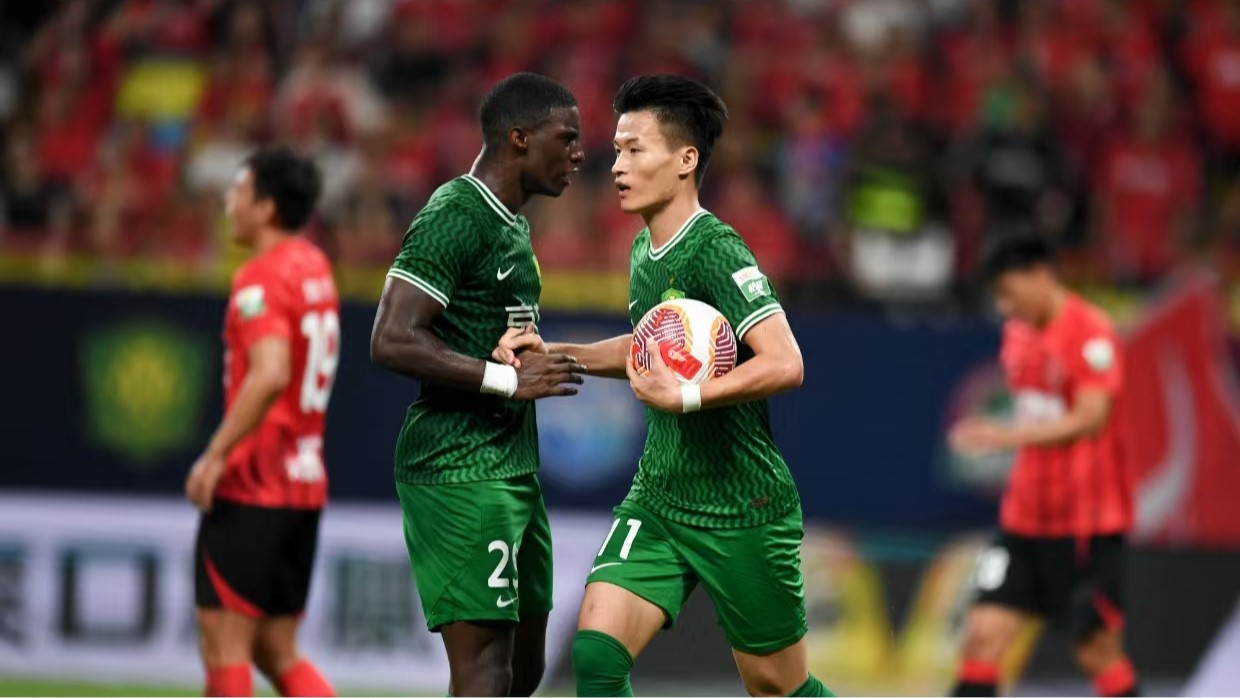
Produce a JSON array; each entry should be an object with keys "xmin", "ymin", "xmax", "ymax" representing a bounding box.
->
[{"xmin": 300, "ymin": 310, "xmax": 340, "ymax": 413}]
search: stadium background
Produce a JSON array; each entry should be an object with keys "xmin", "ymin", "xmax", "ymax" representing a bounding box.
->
[{"xmin": 2, "ymin": 0, "xmax": 1240, "ymax": 695}]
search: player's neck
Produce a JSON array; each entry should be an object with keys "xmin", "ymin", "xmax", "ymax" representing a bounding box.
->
[
  {"xmin": 252, "ymin": 227, "xmax": 293, "ymax": 255},
  {"xmin": 1037, "ymin": 287, "xmax": 1069, "ymax": 329},
  {"xmin": 470, "ymin": 152, "xmax": 526, "ymax": 214},
  {"xmin": 645, "ymin": 193, "xmax": 703, "ymax": 249}
]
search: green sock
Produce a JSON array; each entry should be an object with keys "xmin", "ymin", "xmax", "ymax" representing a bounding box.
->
[
  {"xmin": 790, "ymin": 673, "xmax": 834, "ymax": 697},
  {"xmin": 572, "ymin": 629, "xmax": 635, "ymax": 697}
]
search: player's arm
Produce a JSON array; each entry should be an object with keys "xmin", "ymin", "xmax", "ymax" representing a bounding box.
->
[
  {"xmin": 1006, "ymin": 388, "xmax": 1111, "ymax": 447},
  {"xmin": 208, "ymin": 337, "xmax": 292, "ymax": 455},
  {"xmin": 952, "ymin": 333, "xmax": 1120, "ymax": 454},
  {"xmin": 493, "ymin": 326, "xmax": 632, "ymax": 379},
  {"xmin": 699, "ymin": 312, "xmax": 802, "ymax": 407},
  {"xmin": 372, "ymin": 204, "xmax": 584, "ymax": 398},
  {"xmin": 187, "ymin": 336, "xmax": 290, "ymax": 511},
  {"xmin": 371, "ymin": 277, "xmax": 586, "ymax": 398}
]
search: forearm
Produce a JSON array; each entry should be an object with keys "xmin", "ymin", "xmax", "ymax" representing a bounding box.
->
[
  {"xmin": 372, "ymin": 327, "xmax": 486, "ymax": 390},
  {"xmin": 206, "ymin": 376, "xmax": 284, "ymax": 458},
  {"xmin": 1009, "ymin": 415, "xmax": 1097, "ymax": 448},
  {"xmin": 547, "ymin": 334, "xmax": 631, "ymax": 379},
  {"xmin": 698, "ymin": 352, "xmax": 802, "ymax": 409}
]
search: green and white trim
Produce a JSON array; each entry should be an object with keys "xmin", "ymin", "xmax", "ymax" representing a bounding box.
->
[
  {"xmin": 387, "ymin": 268, "xmax": 450, "ymax": 308},
  {"xmin": 649, "ymin": 208, "xmax": 710, "ymax": 260},
  {"xmin": 461, "ymin": 174, "xmax": 518, "ymax": 226},
  {"xmin": 735, "ymin": 304, "xmax": 785, "ymax": 341}
]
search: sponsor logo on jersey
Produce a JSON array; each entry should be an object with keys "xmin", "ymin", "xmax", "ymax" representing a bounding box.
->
[
  {"xmin": 236, "ymin": 285, "xmax": 266, "ymax": 319},
  {"xmin": 505, "ymin": 300, "xmax": 539, "ymax": 328},
  {"xmin": 661, "ymin": 288, "xmax": 686, "ymax": 301},
  {"xmin": 732, "ymin": 266, "xmax": 770, "ymax": 302}
]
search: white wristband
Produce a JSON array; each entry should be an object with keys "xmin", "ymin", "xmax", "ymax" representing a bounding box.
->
[
  {"xmin": 481, "ymin": 362, "xmax": 518, "ymax": 398},
  {"xmin": 681, "ymin": 384, "xmax": 702, "ymax": 413}
]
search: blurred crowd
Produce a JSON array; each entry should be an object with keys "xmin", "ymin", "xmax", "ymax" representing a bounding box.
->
[{"xmin": 3, "ymin": 0, "xmax": 1240, "ymax": 300}]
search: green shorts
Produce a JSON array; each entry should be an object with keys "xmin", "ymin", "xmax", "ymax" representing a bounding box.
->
[
  {"xmin": 396, "ymin": 473, "xmax": 553, "ymax": 631},
  {"xmin": 586, "ymin": 499, "xmax": 808, "ymax": 655}
]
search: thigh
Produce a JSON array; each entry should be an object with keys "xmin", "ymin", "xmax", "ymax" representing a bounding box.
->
[
  {"xmin": 679, "ymin": 506, "xmax": 807, "ymax": 656},
  {"xmin": 195, "ymin": 500, "xmax": 282, "ymax": 616},
  {"xmin": 584, "ymin": 501, "xmax": 696, "ymax": 632},
  {"xmin": 972, "ymin": 533, "xmax": 1043, "ymax": 618},
  {"xmin": 515, "ymin": 477, "xmax": 553, "ymax": 618},
  {"xmin": 1031, "ymin": 536, "xmax": 1082, "ymax": 629},
  {"xmin": 1068, "ymin": 535, "xmax": 1129, "ymax": 639},
  {"xmin": 397, "ymin": 479, "xmax": 531, "ymax": 631},
  {"xmin": 270, "ymin": 508, "xmax": 321, "ymax": 616}
]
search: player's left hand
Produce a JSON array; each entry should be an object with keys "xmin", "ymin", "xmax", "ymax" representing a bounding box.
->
[
  {"xmin": 186, "ymin": 451, "xmax": 227, "ymax": 512},
  {"xmin": 493, "ymin": 325, "xmax": 545, "ymax": 368},
  {"xmin": 626, "ymin": 342, "xmax": 684, "ymax": 413},
  {"xmin": 950, "ymin": 417, "xmax": 1015, "ymax": 456}
]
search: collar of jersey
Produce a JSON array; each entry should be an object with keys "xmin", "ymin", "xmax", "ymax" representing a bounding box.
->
[
  {"xmin": 461, "ymin": 174, "xmax": 519, "ymax": 226},
  {"xmin": 648, "ymin": 209, "xmax": 710, "ymax": 260}
]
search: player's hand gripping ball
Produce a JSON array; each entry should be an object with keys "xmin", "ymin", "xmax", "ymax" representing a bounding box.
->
[{"xmin": 631, "ymin": 299, "xmax": 737, "ymax": 384}]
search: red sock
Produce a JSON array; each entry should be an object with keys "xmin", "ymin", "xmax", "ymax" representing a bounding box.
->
[
  {"xmin": 278, "ymin": 659, "xmax": 335, "ymax": 697},
  {"xmin": 205, "ymin": 664, "xmax": 252, "ymax": 697},
  {"xmin": 1093, "ymin": 657, "xmax": 1138, "ymax": 697},
  {"xmin": 952, "ymin": 659, "xmax": 1000, "ymax": 697}
]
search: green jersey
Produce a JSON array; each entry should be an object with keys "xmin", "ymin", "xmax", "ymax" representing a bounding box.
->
[
  {"xmin": 625, "ymin": 210, "xmax": 800, "ymax": 529},
  {"xmin": 386, "ymin": 175, "xmax": 542, "ymax": 485}
]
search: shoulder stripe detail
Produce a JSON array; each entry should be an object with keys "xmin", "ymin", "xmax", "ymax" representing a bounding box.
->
[
  {"xmin": 649, "ymin": 209, "xmax": 710, "ymax": 260},
  {"xmin": 461, "ymin": 174, "xmax": 518, "ymax": 226},
  {"xmin": 387, "ymin": 269, "xmax": 449, "ymax": 308},
  {"xmin": 735, "ymin": 304, "xmax": 785, "ymax": 341}
]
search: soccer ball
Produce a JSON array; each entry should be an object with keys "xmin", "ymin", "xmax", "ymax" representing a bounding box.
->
[{"xmin": 631, "ymin": 298, "xmax": 737, "ymax": 384}]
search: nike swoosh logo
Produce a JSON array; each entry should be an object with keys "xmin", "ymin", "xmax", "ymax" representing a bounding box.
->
[
  {"xmin": 628, "ymin": 300, "xmax": 639, "ymax": 310},
  {"xmin": 496, "ymin": 596, "xmax": 517, "ymax": 608},
  {"xmin": 590, "ymin": 562, "xmax": 622, "ymax": 574},
  {"xmin": 497, "ymin": 266, "xmax": 515, "ymax": 280}
]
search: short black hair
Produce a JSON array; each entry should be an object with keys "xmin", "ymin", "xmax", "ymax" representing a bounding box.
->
[
  {"xmin": 613, "ymin": 74, "xmax": 729, "ymax": 187},
  {"xmin": 980, "ymin": 233, "xmax": 1057, "ymax": 282},
  {"xmin": 245, "ymin": 146, "xmax": 321, "ymax": 230},
  {"xmin": 479, "ymin": 73, "xmax": 578, "ymax": 147}
]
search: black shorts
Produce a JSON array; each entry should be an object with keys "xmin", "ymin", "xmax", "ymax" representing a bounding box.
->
[
  {"xmin": 971, "ymin": 532, "xmax": 1128, "ymax": 639},
  {"xmin": 194, "ymin": 499, "xmax": 322, "ymax": 617}
]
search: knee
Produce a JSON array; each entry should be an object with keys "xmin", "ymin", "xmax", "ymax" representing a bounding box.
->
[
  {"xmin": 739, "ymin": 667, "xmax": 794, "ymax": 697},
  {"xmin": 572, "ymin": 630, "xmax": 633, "ymax": 693},
  {"xmin": 453, "ymin": 662, "xmax": 512, "ymax": 697},
  {"xmin": 509, "ymin": 658, "xmax": 544, "ymax": 697},
  {"xmin": 252, "ymin": 640, "xmax": 297, "ymax": 682},
  {"xmin": 197, "ymin": 612, "xmax": 254, "ymax": 667},
  {"xmin": 253, "ymin": 632, "xmax": 299, "ymax": 680},
  {"xmin": 1074, "ymin": 631, "xmax": 1122, "ymax": 676},
  {"xmin": 959, "ymin": 610, "xmax": 1017, "ymax": 664}
]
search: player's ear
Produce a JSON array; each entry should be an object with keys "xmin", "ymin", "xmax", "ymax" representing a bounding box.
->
[
  {"xmin": 257, "ymin": 198, "xmax": 278, "ymax": 227},
  {"xmin": 509, "ymin": 127, "xmax": 529, "ymax": 154},
  {"xmin": 677, "ymin": 147, "xmax": 699, "ymax": 181}
]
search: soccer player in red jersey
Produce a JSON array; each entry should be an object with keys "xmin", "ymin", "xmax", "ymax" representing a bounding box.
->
[
  {"xmin": 949, "ymin": 234, "xmax": 1139, "ymax": 697},
  {"xmin": 185, "ymin": 147, "xmax": 338, "ymax": 697}
]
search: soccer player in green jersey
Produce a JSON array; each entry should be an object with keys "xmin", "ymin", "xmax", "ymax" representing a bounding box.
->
[
  {"xmin": 369, "ymin": 73, "xmax": 587, "ymax": 697},
  {"xmin": 495, "ymin": 75, "xmax": 833, "ymax": 697}
]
